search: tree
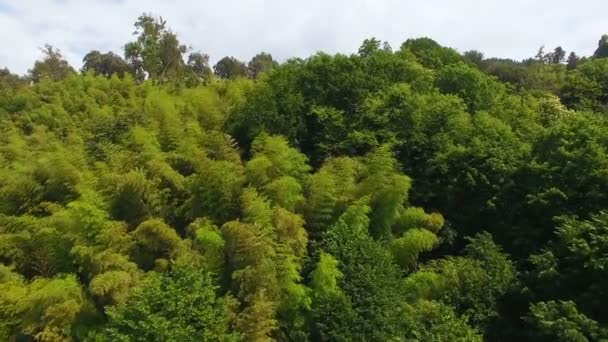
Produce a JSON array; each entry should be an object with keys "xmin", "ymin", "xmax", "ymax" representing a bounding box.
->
[
  {"xmin": 82, "ymin": 50, "xmax": 132, "ymax": 78},
  {"xmin": 464, "ymin": 50, "xmax": 485, "ymax": 66},
  {"xmin": 527, "ymin": 212, "xmax": 608, "ymax": 325},
  {"xmin": 214, "ymin": 56, "xmax": 247, "ymax": 79},
  {"xmin": 403, "ymin": 300, "xmax": 482, "ymax": 341},
  {"xmin": 561, "ymin": 59, "xmax": 608, "ymax": 113},
  {"xmin": 567, "ymin": 52, "xmax": 580, "ymax": 70},
  {"xmin": 526, "ymin": 301, "xmax": 608, "ymax": 342},
  {"xmin": 522, "ymin": 113, "xmax": 608, "ymax": 246},
  {"xmin": 535, "ymin": 46, "xmax": 547, "ymax": 62},
  {"xmin": 185, "ymin": 52, "xmax": 212, "ymax": 85},
  {"xmin": 185, "ymin": 158, "xmax": 245, "ymax": 223},
  {"xmin": 7, "ymin": 16, "xmax": 608, "ymax": 341},
  {"xmin": 248, "ymin": 52, "xmax": 278, "ymax": 79},
  {"xmin": 400, "ymin": 37, "xmax": 463, "ymax": 69},
  {"xmin": 308, "ymin": 252, "xmax": 358, "ymax": 341},
  {"xmin": 357, "ymin": 145, "xmax": 412, "ymax": 238},
  {"xmin": 550, "ymin": 46, "xmax": 566, "ymax": 64},
  {"xmin": 29, "ymin": 44, "xmax": 75, "ymax": 82},
  {"xmin": 390, "ymin": 228, "xmax": 438, "ymax": 271},
  {"xmin": 0, "ymin": 271, "xmax": 91, "ymax": 341},
  {"xmin": 593, "ymin": 34, "xmax": 608, "ymax": 59},
  {"xmin": 0, "ymin": 68, "xmax": 25, "ymax": 92},
  {"xmin": 187, "ymin": 218, "xmax": 225, "ymax": 273},
  {"xmin": 319, "ymin": 205, "xmax": 406, "ymax": 340},
  {"xmin": 537, "ymin": 46, "xmax": 567, "ymax": 64},
  {"xmin": 105, "ymin": 170, "xmax": 162, "ymax": 226},
  {"xmin": 435, "ymin": 61, "xmax": 502, "ymax": 112},
  {"xmin": 404, "ymin": 233, "xmax": 517, "ymax": 331},
  {"xmin": 103, "ymin": 263, "xmax": 238, "ymax": 341},
  {"xmin": 221, "ymin": 192, "xmax": 279, "ymax": 339},
  {"xmin": 305, "ymin": 156, "xmax": 360, "ymax": 235},
  {"xmin": 124, "ymin": 14, "xmax": 187, "ymax": 82},
  {"xmin": 129, "ymin": 219, "xmax": 181, "ymax": 270},
  {"xmin": 246, "ymin": 133, "xmax": 311, "ymax": 190},
  {"xmin": 358, "ymin": 38, "xmax": 382, "ymax": 57}
]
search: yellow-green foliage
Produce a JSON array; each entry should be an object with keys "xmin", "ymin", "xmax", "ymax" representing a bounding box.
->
[{"xmin": 390, "ymin": 228, "xmax": 439, "ymax": 271}]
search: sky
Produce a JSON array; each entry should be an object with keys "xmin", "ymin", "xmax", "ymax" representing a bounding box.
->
[{"xmin": 0, "ymin": 0, "xmax": 606, "ymax": 75}]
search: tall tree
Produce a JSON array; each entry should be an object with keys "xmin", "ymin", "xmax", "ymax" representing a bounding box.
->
[
  {"xmin": 535, "ymin": 46, "xmax": 547, "ymax": 62},
  {"xmin": 358, "ymin": 38, "xmax": 382, "ymax": 57},
  {"xmin": 464, "ymin": 50, "xmax": 485, "ymax": 66},
  {"xmin": 400, "ymin": 37, "xmax": 462, "ymax": 69},
  {"xmin": 247, "ymin": 52, "xmax": 278, "ymax": 79},
  {"xmin": 185, "ymin": 52, "xmax": 212, "ymax": 85},
  {"xmin": 566, "ymin": 52, "xmax": 580, "ymax": 70},
  {"xmin": 214, "ymin": 56, "xmax": 247, "ymax": 79},
  {"xmin": 81, "ymin": 51, "xmax": 131, "ymax": 78},
  {"xmin": 124, "ymin": 14, "xmax": 187, "ymax": 82},
  {"xmin": 28, "ymin": 45, "xmax": 75, "ymax": 82},
  {"xmin": 593, "ymin": 34, "xmax": 608, "ymax": 59},
  {"xmin": 550, "ymin": 46, "xmax": 566, "ymax": 64}
]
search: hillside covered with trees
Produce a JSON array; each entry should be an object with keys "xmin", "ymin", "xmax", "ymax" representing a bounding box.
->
[{"xmin": 1, "ymin": 13, "xmax": 608, "ymax": 341}]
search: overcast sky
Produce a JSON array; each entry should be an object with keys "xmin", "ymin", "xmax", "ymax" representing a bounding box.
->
[{"xmin": 0, "ymin": 0, "xmax": 606, "ymax": 75}]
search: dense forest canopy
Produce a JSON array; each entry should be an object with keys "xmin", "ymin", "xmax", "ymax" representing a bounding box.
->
[{"xmin": 1, "ymin": 13, "xmax": 608, "ymax": 341}]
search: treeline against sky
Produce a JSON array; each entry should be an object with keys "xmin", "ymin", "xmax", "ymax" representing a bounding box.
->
[{"xmin": 1, "ymin": 13, "xmax": 608, "ymax": 341}]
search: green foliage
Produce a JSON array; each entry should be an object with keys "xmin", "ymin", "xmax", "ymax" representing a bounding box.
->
[
  {"xmin": 394, "ymin": 207, "xmax": 445, "ymax": 235},
  {"xmin": 400, "ymin": 37, "xmax": 463, "ymax": 69},
  {"xmin": 0, "ymin": 272, "xmax": 91, "ymax": 341},
  {"xmin": 515, "ymin": 113, "xmax": 608, "ymax": 252},
  {"xmin": 405, "ymin": 233, "xmax": 517, "ymax": 331},
  {"xmin": 561, "ymin": 58, "xmax": 608, "ymax": 113},
  {"xmin": 185, "ymin": 52, "xmax": 213, "ymax": 86},
  {"xmin": 319, "ymin": 209, "xmax": 406, "ymax": 340},
  {"xmin": 436, "ymin": 62, "xmax": 504, "ymax": 112},
  {"xmin": 130, "ymin": 219, "xmax": 181, "ymax": 270},
  {"xmin": 358, "ymin": 145, "xmax": 412, "ymax": 238},
  {"xmin": 527, "ymin": 301, "xmax": 608, "ymax": 342},
  {"xmin": 390, "ymin": 228, "xmax": 438, "ymax": 271},
  {"xmin": 308, "ymin": 252, "xmax": 358, "ymax": 341},
  {"xmin": 188, "ymin": 218, "xmax": 225, "ymax": 272},
  {"xmin": 124, "ymin": 14, "xmax": 188, "ymax": 82},
  {"xmin": 527, "ymin": 212, "xmax": 608, "ymax": 328},
  {"xmin": 593, "ymin": 34, "xmax": 608, "ymax": 59},
  {"xmin": 82, "ymin": 51, "xmax": 132, "ymax": 78},
  {"xmin": 3, "ymin": 19, "xmax": 608, "ymax": 341},
  {"xmin": 248, "ymin": 134, "xmax": 311, "ymax": 184},
  {"xmin": 248, "ymin": 52, "xmax": 278, "ymax": 79},
  {"xmin": 403, "ymin": 300, "xmax": 482, "ymax": 341},
  {"xmin": 185, "ymin": 158, "xmax": 245, "ymax": 223},
  {"xmin": 105, "ymin": 170, "xmax": 162, "ymax": 225},
  {"xmin": 304, "ymin": 156, "xmax": 360, "ymax": 235},
  {"xmin": 214, "ymin": 56, "xmax": 248, "ymax": 79},
  {"xmin": 29, "ymin": 45, "xmax": 75, "ymax": 82},
  {"xmin": 103, "ymin": 263, "xmax": 238, "ymax": 341},
  {"xmin": 310, "ymin": 252, "xmax": 342, "ymax": 297}
]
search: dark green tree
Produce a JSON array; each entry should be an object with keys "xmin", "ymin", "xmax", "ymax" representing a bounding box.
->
[
  {"xmin": 550, "ymin": 46, "xmax": 567, "ymax": 64},
  {"xmin": 185, "ymin": 52, "xmax": 212, "ymax": 85},
  {"xmin": 103, "ymin": 263, "xmax": 238, "ymax": 341},
  {"xmin": 214, "ymin": 56, "xmax": 248, "ymax": 79},
  {"xmin": 247, "ymin": 52, "xmax": 278, "ymax": 79},
  {"xmin": 124, "ymin": 14, "xmax": 187, "ymax": 82},
  {"xmin": 82, "ymin": 51, "xmax": 132, "ymax": 78},
  {"xmin": 567, "ymin": 52, "xmax": 580, "ymax": 70},
  {"xmin": 593, "ymin": 34, "xmax": 608, "ymax": 59},
  {"xmin": 29, "ymin": 45, "xmax": 75, "ymax": 82}
]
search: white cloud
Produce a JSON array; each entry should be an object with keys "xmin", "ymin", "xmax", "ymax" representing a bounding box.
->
[{"xmin": 0, "ymin": 0, "xmax": 606, "ymax": 74}]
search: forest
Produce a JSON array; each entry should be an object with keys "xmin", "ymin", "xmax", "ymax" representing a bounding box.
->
[{"xmin": 1, "ymin": 13, "xmax": 608, "ymax": 341}]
